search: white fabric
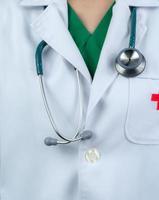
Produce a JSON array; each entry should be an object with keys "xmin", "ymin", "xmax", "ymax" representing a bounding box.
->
[{"xmin": 1, "ymin": 0, "xmax": 159, "ymax": 199}]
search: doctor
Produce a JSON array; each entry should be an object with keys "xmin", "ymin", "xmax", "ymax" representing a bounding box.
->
[{"xmin": 1, "ymin": 0, "xmax": 159, "ymax": 199}]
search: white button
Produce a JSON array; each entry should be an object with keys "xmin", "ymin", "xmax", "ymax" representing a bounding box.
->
[{"xmin": 85, "ymin": 148, "xmax": 101, "ymax": 163}]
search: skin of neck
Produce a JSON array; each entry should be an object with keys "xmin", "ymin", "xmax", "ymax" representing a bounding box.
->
[{"xmin": 68, "ymin": 0, "xmax": 114, "ymax": 33}]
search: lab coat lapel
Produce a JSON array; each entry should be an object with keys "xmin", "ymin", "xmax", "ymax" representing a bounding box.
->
[
  {"xmin": 21, "ymin": 0, "xmax": 92, "ymax": 83},
  {"xmin": 86, "ymin": 0, "xmax": 148, "ymax": 119}
]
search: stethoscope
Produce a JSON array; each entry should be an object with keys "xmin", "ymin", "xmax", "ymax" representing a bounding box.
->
[{"xmin": 35, "ymin": 7, "xmax": 146, "ymax": 146}]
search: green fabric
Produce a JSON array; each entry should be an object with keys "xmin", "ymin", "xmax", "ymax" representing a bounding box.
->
[{"xmin": 68, "ymin": 2, "xmax": 115, "ymax": 79}]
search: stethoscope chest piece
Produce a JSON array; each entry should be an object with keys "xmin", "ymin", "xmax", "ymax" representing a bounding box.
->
[{"xmin": 115, "ymin": 48, "xmax": 146, "ymax": 77}]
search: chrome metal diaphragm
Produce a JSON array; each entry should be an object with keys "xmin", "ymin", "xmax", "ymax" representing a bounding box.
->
[{"xmin": 115, "ymin": 48, "xmax": 146, "ymax": 77}]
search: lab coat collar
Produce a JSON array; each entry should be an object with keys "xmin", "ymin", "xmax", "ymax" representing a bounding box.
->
[
  {"xmin": 26, "ymin": 1, "xmax": 92, "ymax": 83},
  {"xmin": 20, "ymin": 0, "xmax": 159, "ymax": 84},
  {"xmin": 20, "ymin": 0, "xmax": 159, "ymax": 117}
]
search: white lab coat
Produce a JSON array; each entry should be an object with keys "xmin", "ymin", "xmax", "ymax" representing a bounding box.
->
[{"xmin": 1, "ymin": 0, "xmax": 159, "ymax": 199}]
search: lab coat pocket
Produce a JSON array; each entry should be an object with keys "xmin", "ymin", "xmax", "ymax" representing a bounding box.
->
[{"xmin": 125, "ymin": 77, "xmax": 159, "ymax": 144}]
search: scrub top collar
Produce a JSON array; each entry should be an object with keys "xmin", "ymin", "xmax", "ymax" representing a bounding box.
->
[
  {"xmin": 68, "ymin": 2, "xmax": 115, "ymax": 50},
  {"xmin": 68, "ymin": 2, "xmax": 115, "ymax": 78}
]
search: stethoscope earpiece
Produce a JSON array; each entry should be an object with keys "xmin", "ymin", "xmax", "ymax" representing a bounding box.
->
[
  {"xmin": 115, "ymin": 48, "xmax": 146, "ymax": 77},
  {"xmin": 80, "ymin": 130, "xmax": 93, "ymax": 141},
  {"xmin": 44, "ymin": 137, "xmax": 58, "ymax": 146},
  {"xmin": 44, "ymin": 130, "xmax": 93, "ymax": 146}
]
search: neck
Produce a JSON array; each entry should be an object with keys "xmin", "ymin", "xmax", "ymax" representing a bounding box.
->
[{"xmin": 68, "ymin": 0, "xmax": 114, "ymax": 33}]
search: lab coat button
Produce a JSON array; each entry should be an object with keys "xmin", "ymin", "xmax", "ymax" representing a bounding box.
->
[{"xmin": 85, "ymin": 148, "xmax": 100, "ymax": 163}]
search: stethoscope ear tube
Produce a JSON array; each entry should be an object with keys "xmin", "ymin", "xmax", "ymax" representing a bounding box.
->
[
  {"xmin": 129, "ymin": 7, "xmax": 137, "ymax": 49},
  {"xmin": 35, "ymin": 7, "xmax": 92, "ymax": 146},
  {"xmin": 37, "ymin": 71, "xmax": 93, "ymax": 146}
]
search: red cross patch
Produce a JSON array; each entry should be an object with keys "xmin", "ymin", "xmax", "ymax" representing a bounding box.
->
[{"xmin": 151, "ymin": 93, "xmax": 159, "ymax": 110}]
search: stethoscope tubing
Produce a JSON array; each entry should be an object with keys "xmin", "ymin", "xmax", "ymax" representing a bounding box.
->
[
  {"xmin": 38, "ymin": 71, "xmax": 85, "ymax": 144},
  {"xmin": 129, "ymin": 7, "xmax": 137, "ymax": 48}
]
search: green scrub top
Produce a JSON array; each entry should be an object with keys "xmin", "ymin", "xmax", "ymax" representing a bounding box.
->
[{"xmin": 68, "ymin": 2, "xmax": 115, "ymax": 79}]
